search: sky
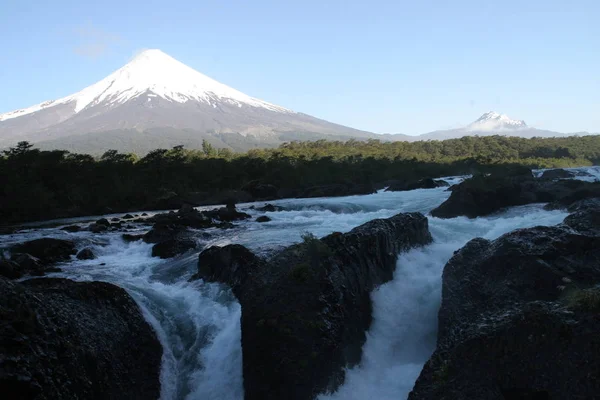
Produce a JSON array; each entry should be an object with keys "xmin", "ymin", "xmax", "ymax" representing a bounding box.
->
[{"xmin": 1, "ymin": 0, "xmax": 599, "ymax": 135}]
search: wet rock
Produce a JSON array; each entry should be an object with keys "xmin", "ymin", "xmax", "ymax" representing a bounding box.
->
[
  {"xmin": 409, "ymin": 206, "xmax": 600, "ymax": 400},
  {"xmin": 540, "ymin": 168, "xmax": 575, "ymax": 179},
  {"xmin": 122, "ymin": 233, "xmax": 144, "ymax": 243},
  {"xmin": 60, "ymin": 225, "xmax": 81, "ymax": 232},
  {"xmin": 122, "ymin": 214, "xmax": 134, "ymax": 219},
  {"xmin": 151, "ymin": 238, "xmax": 197, "ymax": 259},
  {"xmin": 143, "ymin": 224, "xmax": 189, "ymax": 244},
  {"xmin": 148, "ymin": 205, "xmax": 215, "ymax": 229},
  {"xmin": 256, "ymin": 216, "xmax": 271, "ymax": 223},
  {"xmin": 111, "ymin": 217, "xmax": 121, "ymax": 222},
  {"xmin": 0, "ymin": 259, "xmax": 22, "ymax": 279},
  {"xmin": 213, "ymin": 205, "xmax": 251, "ymax": 222},
  {"xmin": 431, "ymin": 171, "xmax": 600, "ymax": 218},
  {"xmin": 95, "ymin": 218, "xmax": 111, "ymax": 227},
  {"xmin": 76, "ymin": 248, "xmax": 96, "ymax": 260},
  {"xmin": 88, "ymin": 223, "xmax": 108, "ymax": 233},
  {"xmin": 256, "ymin": 204, "xmax": 286, "ymax": 213},
  {"xmin": 194, "ymin": 212, "xmax": 432, "ymax": 400},
  {"xmin": 10, "ymin": 253, "xmax": 45, "ymax": 276},
  {"xmin": 385, "ymin": 178, "xmax": 449, "ymax": 192},
  {"xmin": 11, "ymin": 238, "xmax": 76, "ymax": 265},
  {"xmin": 141, "ymin": 213, "xmax": 148, "ymax": 216},
  {"xmin": 0, "ymin": 277, "xmax": 162, "ymax": 400}
]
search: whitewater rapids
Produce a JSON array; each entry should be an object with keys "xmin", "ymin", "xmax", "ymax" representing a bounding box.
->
[{"xmin": 2, "ymin": 167, "xmax": 598, "ymax": 400}]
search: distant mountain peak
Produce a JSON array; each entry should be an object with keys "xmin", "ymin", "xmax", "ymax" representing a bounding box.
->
[
  {"xmin": 467, "ymin": 111, "xmax": 527, "ymax": 131},
  {"xmin": 0, "ymin": 49, "xmax": 291, "ymax": 122}
]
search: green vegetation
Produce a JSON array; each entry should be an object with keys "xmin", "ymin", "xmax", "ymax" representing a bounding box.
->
[
  {"xmin": 564, "ymin": 287, "xmax": 600, "ymax": 312},
  {"xmin": 1, "ymin": 135, "xmax": 599, "ymax": 224},
  {"xmin": 289, "ymin": 263, "xmax": 312, "ymax": 283}
]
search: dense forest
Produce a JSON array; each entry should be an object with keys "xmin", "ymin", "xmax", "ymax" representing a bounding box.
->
[{"xmin": 1, "ymin": 135, "xmax": 599, "ymax": 224}]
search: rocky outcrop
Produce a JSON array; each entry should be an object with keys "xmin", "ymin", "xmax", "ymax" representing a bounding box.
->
[
  {"xmin": 151, "ymin": 237, "xmax": 197, "ymax": 258},
  {"xmin": 409, "ymin": 206, "xmax": 600, "ymax": 400},
  {"xmin": 255, "ymin": 216, "xmax": 271, "ymax": 223},
  {"xmin": 60, "ymin": 225, "xmax": 82, "ymax": 232},
  {"xmin": 11, "ymin": 238, "xmax": 76, "ymax": 265},
  {"xmin": 255, "ymin": 204, "xmax": 287, "ymax": 212},
  {"xmin": 431, "ymin": 171, "xmax": 600, "ymax": 218},
  {"xmin": 76, "ymin": 248, "xmax": 96, "ymax": 260},
  {"xmin": 540, "ymin": 168, "xmax": 575, "ymax": 179},
  {"xmin": 194, "ymin": 212, "xmax": 432, "ymax": 400},
  {"xmin": 0, "ymin": 277, "xmax": 162, "ymax": 400},
  {"xmin": 385, "ymin": 178, "xmax": 449, "ymax": 192}
]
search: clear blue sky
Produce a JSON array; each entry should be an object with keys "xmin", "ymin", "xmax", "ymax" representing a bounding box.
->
[{"xmin": 1, "ymin": 0, "xmax": 598, "ymax": 134}]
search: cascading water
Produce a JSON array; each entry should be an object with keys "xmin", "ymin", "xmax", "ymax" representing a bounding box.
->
[{"xmin": 0, "ymin": 170, "xmax": 592, "ymax": 400}]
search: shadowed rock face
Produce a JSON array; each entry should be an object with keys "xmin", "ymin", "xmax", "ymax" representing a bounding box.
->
[
  {"xmin": 0, "ymin": 277, "xmax": 162, "ymax": 400},
  {"xmin": 195, "ymin": 212, "xmax": 432, "ymax": 400},
  {"xmin": 11, "ymin": 238, "xmax": 76, "ymax": 265},
  {"xmin": 431, "ymin": 171, "xmax": 600, "ymax": 218},
  {"xmin": 409, "ymin": 205, "xmax": 600, "ymax": 400}
]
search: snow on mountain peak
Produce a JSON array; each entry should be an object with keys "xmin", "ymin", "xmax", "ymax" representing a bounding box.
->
[
  {"xmin": 467, "ymin": 111, "xmax": 527, "ymax": 131},
  {"xmin": 0, "ymin": 49, "xmax": 291, "ymax": 122}
]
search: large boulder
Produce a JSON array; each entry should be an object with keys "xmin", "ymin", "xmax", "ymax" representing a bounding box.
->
[
  {"xmin": 204, "ymin": 204, "xmax": 252, "ymax": 222},
  {"xmin": 194, "ymin": 212, "xmax": 432, "ymax": 400},
  {"xmin": 385, "ymin": 178, "xmax": 449, "ymax": 192},
  {"xmin": 11, "ymin": 238, "xmax": 76, "ymax": 265},
  {"xmin": 0, "ymin": 277, "xmax": 162, "ymax": 400},
  {"xmin": 540, "ymin": 168, "xmax": 575, "ymax": 179},
  {"xmin": 0, "ymin": 259, "xmax": 22, "ymax": 279},
  {"xmin": 409, "ymin": 206, "xmax": 600, "ymax": 400},
  {"xmin": 76, "ymin": 248, "xmax": 96, "ymax": 260},
  {"xmin": 431, "ymin": 171, "xmax": 600, "ymax": 218},
  {"xmin": 151, "ymin": 238, "xmax": 197, "ymax": 258},
  {"xmin": 9, "ymin": 253, "xmax": 49, "ymax": 276}
]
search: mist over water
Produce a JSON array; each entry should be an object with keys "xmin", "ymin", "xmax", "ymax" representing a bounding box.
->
[{"xmin": 0, "ymin": 172, "xmax": 580, "ymax": 400}]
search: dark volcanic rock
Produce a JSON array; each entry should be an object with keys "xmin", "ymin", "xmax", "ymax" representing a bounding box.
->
[
  {"xmin": 95, "ymin": 218, "xmax": 111, "ymax": 227},
  {"xmin": 540, "ymin": 168, "xmax": 575, "ymax": 179},
  {"xmin": 76, "ymin": 248, "xmax": 96, "ymax": 260},
  {"xmin": 409, "ymin": 206, "xmax": 600, "ymax": 400},
  {"xmin": 143, "ymin": 224, "xmax": 189, "ymax": 244},
  {"xmin": 194, "ymin": 212, "xmax": 432, "ymax": 400},
  {"xmin": 9, "ymin": 253, "xmax": 46, "ymax": 276},
  {"xmin": 11, "ymin": 238, "xmax": 76, "ymax": 265},
  {"xmin": 256, "ymin": 204, "xmax": 286, "ymax": 212},
  {"xmin": 385, "ymin": 178, "xmax": 449, "ymax": 192},
  {"xmin": 122, "ymin": 214, "xmax": 135, "ymax": 219},
  {"xmin": 88, "ymin": 223, "xmax": 108, "ymax": 233},
  {"xmin": 0, "ymin": 277, "xmax": 162, "ymax": 400},
  {"xmin": 122, "ymin": 233, "xmax": 144, "ymax": 243},
  {"xmin": 151, "ymin": 238, "xmax": 197, "ymax": 258},
  {"xmin": 60, "ymin": 225, "xmax": 81, "ymax": 232},
  {"xmin": 256, "ymin": 216, "xmax": 271, "ymax": 223},
  {"xmin": 431, "ymin": 171, "xmax": 600, "ymax": 218},
  {"xmin": 0, "ymin": 259, "xmax": 22, "ymax": 279}
]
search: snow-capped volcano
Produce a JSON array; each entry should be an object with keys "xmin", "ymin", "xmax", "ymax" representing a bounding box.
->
[
  {"xmin": 0, "ymin": 49, "xmax": 289, "ymax": 122},
  {"xmin": 0, "ymin": 49, "xmax": 372, "ymax": 153},
  {"xmin": 417, "ymin": 111, "xmax": 566, "ymax": 141},
  {"xmin": 466, "ymin": 111, "xmax": 527, "ymax": 131}
]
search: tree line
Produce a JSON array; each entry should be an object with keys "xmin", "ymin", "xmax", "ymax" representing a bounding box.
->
[{"xmin": 1, "ymin": 135, "xmax": 599, "ymax": 224}]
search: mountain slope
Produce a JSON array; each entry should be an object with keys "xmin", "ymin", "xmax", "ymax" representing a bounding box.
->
[{"xmin": 0, "ymin": 49, "xmax": 375, "ymax": 153}]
